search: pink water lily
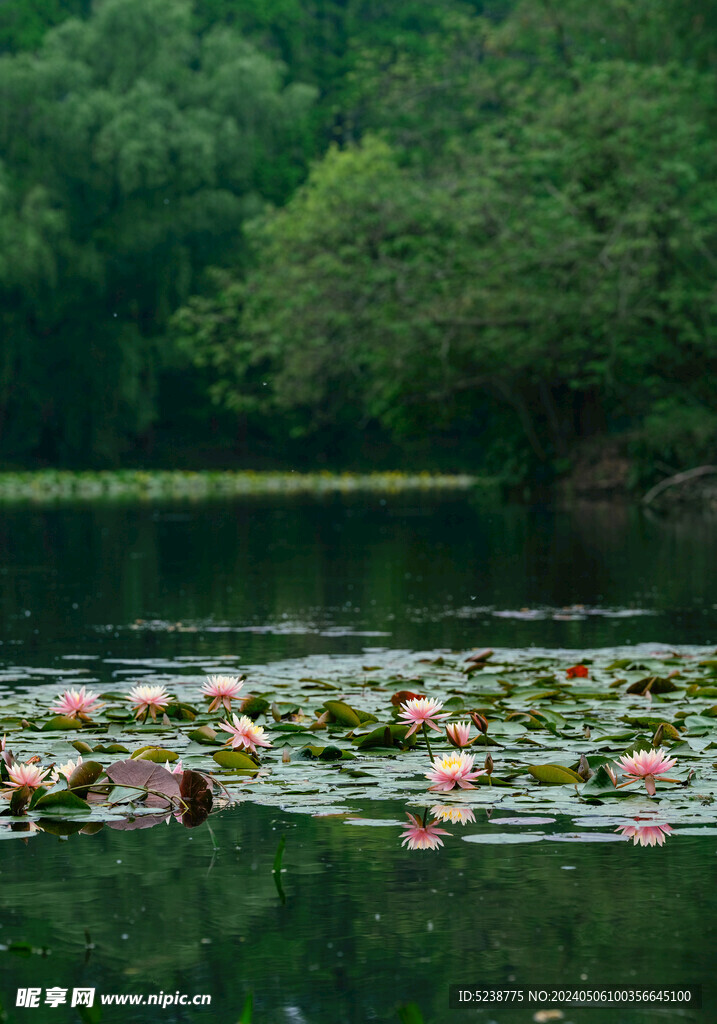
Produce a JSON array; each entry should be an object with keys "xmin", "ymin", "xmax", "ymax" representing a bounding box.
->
[
  {"xmin": 5, "ymin": 760, "xmax": 50, "ymax": 791},
  {"xmin": 128, "ymin": 684, "xmax": 170, "ymax": 721},
  {"xmin": 445, "ymin": 721, "xmax": 473, "ymax": 748},
  {"xmin": 398, "ymin": 697, "xmax": 450, "ymax": 738},
  {"xmin": 218, "ymin": 713, "xmax": 272, "ymax": 754},
  {"xmin": 616, "ymin": 748, "xmax": 678, "ymax": 796},
  {"xmin": 399, "ymin": 812, "xmax": 450, "ymax": 851},
  {"xmin": 163, "ymin": 759, "xmax": 184, "ymax": 777},
  {"xmin": 430, "ymin": 805, "xmax": 476, "ymax": 825},
  {"xmin": 50, "ymin": 756, "xmax": 83, "ymax": 784},
  {"xmin": 615, "ymin": 822, "xmax": 674, "ymax": 847},
  {"xmin": 50, "ymin": 686, "xmax": 103, "ymax": 719},
  {"xmin": 426, "ymin": 751, "xmax": 485, "ymax": 792},
  {"xmin": 202, "ymin": 675, "xmax": 245, "ymax": 714}
]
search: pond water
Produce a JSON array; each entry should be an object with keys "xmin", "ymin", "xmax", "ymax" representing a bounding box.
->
[{"xmin": 0, "ymin": 495, "xmax": 715, "ymax": 1023}]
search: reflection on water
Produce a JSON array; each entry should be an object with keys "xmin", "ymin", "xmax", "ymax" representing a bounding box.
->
[
  {"xmin": 0, "ymin": 802, "xmax": 711, "ymax": 1023},
  {"xmin": 0, "ymin": 496, "xmax": 716, "ymax": 661},
  {"xmin": 614, "ymin": 821, "xmax": 674, "ymax": 846},
  {"xmin": 0, "ymin": 495, "xmax": 715, "ymax": 1022}
]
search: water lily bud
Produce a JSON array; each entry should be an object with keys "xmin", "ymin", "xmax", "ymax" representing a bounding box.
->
[{"xmin": 470, "ymin": 712, "xmax": 489, "ymax": 735}]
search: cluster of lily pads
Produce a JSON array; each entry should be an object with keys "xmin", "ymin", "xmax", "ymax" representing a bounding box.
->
[{"xmin": 1, "ymin": 644, "xmax": 716, "ymax": 843}]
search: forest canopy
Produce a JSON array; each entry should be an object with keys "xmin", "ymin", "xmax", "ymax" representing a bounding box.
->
[{"xmin": 1, "ymin": 0, "xmax": 716, "ymax": 484}]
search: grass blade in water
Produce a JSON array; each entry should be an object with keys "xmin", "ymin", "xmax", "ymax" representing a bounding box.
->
[{"xmin": 272, "ymin": 834, "xmax": 286, "ymax": 904}]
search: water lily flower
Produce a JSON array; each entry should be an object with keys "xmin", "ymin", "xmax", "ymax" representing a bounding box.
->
[
  {"xmin": 398, "ymin": 697, "xmax": 450, "ymax": 738},
  {"xmin": 615, "ymin": 822, "xmax": 674, "ymax": 847},
  {"xmin": 202, "ymin": 675, "xmax": 245, "ymax": 714},
  {"xmin": 128, "ymin": 684, "xmax": 170, "ymax": 721},
  {"xmin": 426, "ymin": 751, "xmax": 485, "ymax": 792},
  {"xmin": 163, "ymin": 759, "xmax": 184, "ymax": 776},
  {"xmin": 5, "ymin": 760, "xmax": 50, "ymax": 791},
  {"xmin": 50, "ymin": 686, "xmax": 103, "ymax": 719},
  {"xmin": 430, "ymin": 805, "xmax": 476, "ymax": 825},
  {"xmin": 616, "ymin": 747, "xmax": 678, "ymax": 796},
  {"xmin": 50, "ymin": 756, "xmax": 83, "ymax": 784},
  {"xmin": 218, "ymin": 713, "xmax": 272, "ymax": 754},
  {"xmin": 399, "ymin": 812, "xmax": 450, "ymax": 851},
  {"xmin": 445, "ymin": 721, "xmax": 473, "ymax": 748},
  {"xmin": 604, "ymin": 764, "xmax": 618, "ymax": 787}
]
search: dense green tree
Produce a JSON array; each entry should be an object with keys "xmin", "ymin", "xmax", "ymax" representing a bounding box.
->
[
  {"xmin": 0, "ymin": 0, "xmax": 90, "ymax": 54},
  {"xmin": 0, "ymin": 0, "xmax": 315, "ymax": 463},
  {"xmin": 2, "ymin": 0, "xmax": 717, "ymax": 478},
  {"xmin": 177, "ymin": 56, "xmax": 717, "ymax": 477}
]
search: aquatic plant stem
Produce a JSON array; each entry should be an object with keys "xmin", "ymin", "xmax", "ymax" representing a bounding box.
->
[{"xmin": 422, "ymin": 723, "xmax": 435, "ymax": 761}]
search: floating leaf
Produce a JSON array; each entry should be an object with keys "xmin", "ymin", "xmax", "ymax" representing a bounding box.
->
[
  {"xmin": 188, "ymin": 725, "xmax": 219, "ymax": 744},
  {"xmin": 42, "ymin": 715, "xmax": 83, "ymax": 731},
  {"xmin": 68, "ymin": 760, "xmax": 105, "ymax": 798},
  {"xmin": 240, "ymin": 696, "xmax": 271, "ymax": 719},
  {"xmin": 463, "ymin": 833, "xmax": 545, "ymax": 844},
  {"xmin": 164, "ymin": 702, "xmax": 196, "ymax": 721},
  {"xmin": 92, "ymin": 743, "xmax": 130, "ymax": 754},
  {"xmin": 626, "ymin": 676, "xmax": 678, "ymax": 695},
  {"xmin": 465, "ymin": 648, "xmax": 493, "ymax": 664},
  {"xmin": 179, "ymin": 769, "xmax": 213, "ymax": 828},
  {"xmin": 105, "ymin": 759, "xmax": 181, "ymax": 807},
  {"xmin": 566, "ymin": 664, "xmax": 589, "ymax": 678},
  {"xmin": 71, "ymin": 740, "xmax": 94, "ymax": 754},
  {"xmin": 582, "ymin": 765, "xmax": 629, "ymax": 797},
  {"xmin": 355, "ymin": 724, "xmax": 415, "ymax": 749},
  {"xmin": 389, "ymin": 690, "xmax": 425, "ymax": 707},
  {"xmin": 212, "ymin": 750, "xmax": 259, "ymax": 771},
  {"xmin": 528, "ymin": 764, "xmax": 583, "ymax": 785},
  {"xmin": 131, "ymin": 746, "xmax": 179, "ymax": 763},
  {"xmin": 652, "ymin": 722, "xmax": 681, "ymax": 744},
  {"xmin": 300, "ymin": 678, "xmax": 338, "ymax": 689},
  {"xmin": 300, "ymin": 744, "xmax": 354, "ymax": 761},
  {"xmin": 32, "ymin": 791, "xmax": 91, "ymax": 815},
  {"xmin": 323, "ymin": 701, "xmax": 362, "ymax": 727}
]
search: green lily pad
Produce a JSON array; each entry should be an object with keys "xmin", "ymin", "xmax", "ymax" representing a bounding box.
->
[
  {"xmin": 31, "ymin": 790, "xmax": 91, "ymax": 815},
  {"xmin": 300, "ymin": 744, "xmax": 355, "ymax": 761},
  {"xmin": 42, "ymin": 715, "xmax": 83, "ymax": 731},
  {"xmin": 323, "ymin": 701, "xmax": 362, "ymax": 727},
  {"xmin": 68, "ymin": 760, "xmax": 105, "ymax": 798},
  {"xmin": 130, "ymin": 746, "xmax": 179, "ymax": 763},
  {"xmin": 528, "ymin": 764, "xmax": 583, "ymax": 785},
  {"xmin": 188, "ymin": 725, "xmax": 219, "ymax": 744},
  {"xmin": 212, "ymin": 750, "xmax": 259, "ymax": 771}
]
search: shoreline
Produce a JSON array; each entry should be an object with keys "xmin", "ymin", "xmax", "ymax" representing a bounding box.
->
[{"xmin": 0, "ymin": 469, "xmax": 485, "ymax": 503}]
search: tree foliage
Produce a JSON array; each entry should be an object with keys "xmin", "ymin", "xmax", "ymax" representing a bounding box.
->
[
  {"xmin": 3, "ymin": 0, "xmax": 717, "ymax": 479},
  {"xmin": 178, "ymin": 7, "xmax": 717, "ymax": 479},
  {"xmin": 0, "ymin": 0, "xmax": 315, "ymax": 463}
]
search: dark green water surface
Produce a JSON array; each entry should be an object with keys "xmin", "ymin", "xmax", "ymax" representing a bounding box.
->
[
  {"xmin": 0, "ymin": 495, "xmax": 715, "ymax": 1022},
  {"xmin": 1, "ymin": 495, "xmax": 716, "ymax": 660}
]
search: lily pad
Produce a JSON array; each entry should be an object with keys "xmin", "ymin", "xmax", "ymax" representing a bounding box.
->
[
  {"xmin": 212, "ymin": 750, "xmax": 259, "ymax": 771},
  {"xmin": 528, "ymin": 764, "xmax": 583, "ymax": 785}
]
